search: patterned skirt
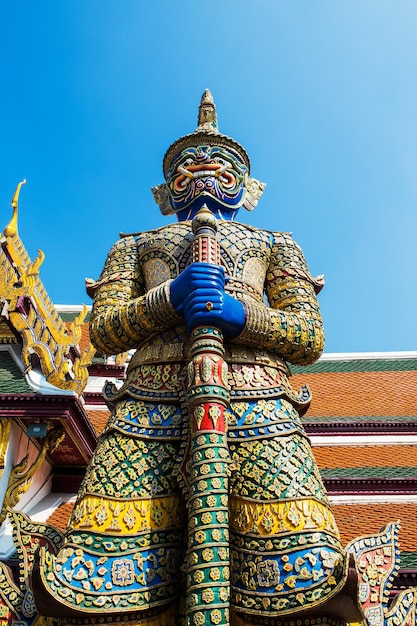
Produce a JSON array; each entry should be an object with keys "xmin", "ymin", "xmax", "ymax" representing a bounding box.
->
[{"xmin": 40, "ymin": 395, "xmax": 347, "ymax": 622}]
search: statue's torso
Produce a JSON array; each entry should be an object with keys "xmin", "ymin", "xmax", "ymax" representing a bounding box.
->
[{"xmin": 105, "ymin": 221, "xmax": 309, "ymax": 412}]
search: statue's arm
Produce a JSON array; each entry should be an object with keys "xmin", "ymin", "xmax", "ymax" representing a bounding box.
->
[
  {"xmin": 236, "ymin": 233, "xmax": 325, "ymax": 365},
  {"xmin": 89, "ymin": 236, "xmax": 182, "ymax": 355}
]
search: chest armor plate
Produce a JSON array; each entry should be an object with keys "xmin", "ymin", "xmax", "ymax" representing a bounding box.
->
[{"xmin": 137, "ymin": 221, "xmax": 273, "ymax": 302}]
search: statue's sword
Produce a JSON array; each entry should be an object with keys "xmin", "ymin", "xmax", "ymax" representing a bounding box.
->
[{"xmin": 185, "ymin": 205, "xmax": 231, "ymax": 626}]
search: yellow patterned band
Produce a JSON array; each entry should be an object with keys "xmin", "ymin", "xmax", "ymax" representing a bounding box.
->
[
  {"xmin": 70, "ymin": 494, "xmax": 183, "ymax": 534},
  {"xmin": 230, "ymin": 496, "xmax": 340, "ymax": 537}
]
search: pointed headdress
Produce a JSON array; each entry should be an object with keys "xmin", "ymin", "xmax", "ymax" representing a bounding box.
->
[{"xmin": 162, "ymin": 89, "xmax": 251, "ymax": 176}]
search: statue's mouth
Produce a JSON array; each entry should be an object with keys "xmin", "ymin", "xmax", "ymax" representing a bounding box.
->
[
  {"xmin": 176, "ymin": 162, "xmax": 233, "ymax": 186},
  {"xmin": 168, "ymin": 150, "xmax": 245, "ymax": 210}
]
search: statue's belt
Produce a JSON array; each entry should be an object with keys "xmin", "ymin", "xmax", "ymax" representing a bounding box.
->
[
  {"xmin": 128, "ymin": 342, "xmax": 290, "ymax": 373},
  {"xmin": 104, "ymin": 348, "xmax": 310, "ymax": 412}
]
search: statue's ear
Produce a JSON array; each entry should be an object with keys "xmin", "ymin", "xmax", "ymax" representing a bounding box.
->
[
  {"xmin": 151, "ymin": 183, "xmax": 174, "ymax": 216},
  {"xmin": 242, "ymin": 175, "xmax": 266, "ymax": 211}
]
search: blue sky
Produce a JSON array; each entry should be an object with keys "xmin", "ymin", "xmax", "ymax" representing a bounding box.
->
[{"xmin": 1, "ymin": 1, "xmax": 416, "ymax": 353}]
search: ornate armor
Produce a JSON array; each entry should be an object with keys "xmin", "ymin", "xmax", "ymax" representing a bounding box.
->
[{"xmin": 36, "ymin": 217, "xmax": 348, "ymax": 621}]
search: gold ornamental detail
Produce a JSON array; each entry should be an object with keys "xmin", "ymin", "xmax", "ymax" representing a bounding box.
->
[
  {"xmin": 69, "ymin": 494, "xmax": 182, "ymax": 534},
  {"xmin": 0, "ymin": 428, "xmax": 65, "ymax": 524},
  {"xmin": 230, "ymin": 496, "xmax": 339, "ymax": 537},
  {"xmin": 0, "ymin": 182, "xmax": 95, "ymax": 394},
  {"xmin": 0, "ymin": 420, "xmax": 12, "ymax": 489}
]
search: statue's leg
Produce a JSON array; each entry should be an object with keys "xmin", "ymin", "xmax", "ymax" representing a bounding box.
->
[
  {"xmin": 227, "ymin": 398, "xmax": 348, "ymax": 624},
  {"xmin": 37, "ymin": 399, "xmax": 186, "ymax": 623}
]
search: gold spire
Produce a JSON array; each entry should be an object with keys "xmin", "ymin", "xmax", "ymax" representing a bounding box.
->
[
  {"xmin": 4, "ymin": 179, "xmax": 26, "ymax": 237},
  {"xmin": 197, "ymin": 89, "xmax": 218, "ymax": 131}
]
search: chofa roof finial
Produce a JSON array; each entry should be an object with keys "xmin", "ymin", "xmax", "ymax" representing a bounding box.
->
[
  {"xmin": 4, "ymin": 179, "xmax": 26, "ymax": 237},
  {"xmin": 197, "ymin": 89, "xmax": 218, "ymax": 131}
]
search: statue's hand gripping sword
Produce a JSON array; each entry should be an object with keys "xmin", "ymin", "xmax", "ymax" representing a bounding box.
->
[{"xmin": 185, "ymin": 206, "xmax": 231, "ymax": 626}]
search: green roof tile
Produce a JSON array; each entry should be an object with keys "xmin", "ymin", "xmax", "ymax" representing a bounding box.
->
[
  {"xmin": 305, "ymin": 415, "xmax": 417, "ymax": 424},
  {"xmin": 321, "ymin": 467, "xmax": 417, "ymax": 479},
  {"xmin": 291, "ymin": 358, "xmax": 417, "ymax": 374},
  {"xmin": 400, "ymin": 551, "xmax": 417, "ymax": 568},
  {"xmin": 0, "ymin": 351, "xmax": 32, "ymax": 393},
  {"xmin": 59, "ymin": 311, "xmax": 91, "ymax": 323}
]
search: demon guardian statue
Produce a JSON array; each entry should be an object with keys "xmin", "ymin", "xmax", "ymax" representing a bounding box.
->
[{"xmin": 33, "ymin": 92, "xmax": 375, "ymax": 626}]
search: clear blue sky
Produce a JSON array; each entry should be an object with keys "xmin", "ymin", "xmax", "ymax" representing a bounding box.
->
[{"xmin": 1, "ymin": 2, "xmax": 416, "ymax": 353}]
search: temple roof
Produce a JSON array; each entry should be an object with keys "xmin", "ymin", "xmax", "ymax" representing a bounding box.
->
[
  {"xmin": 333, "ymin": 501, "xmax": 417, "ymax": 559},
  {"xmin": 315, "ymin": 444, "xmax": 417, "ymax": 472},
  {"xmin": 292, "ymin": 351, "xmax": 417, "ymax": 573},
  {"xmin": 292, "ymin": 361, "xmax": 417, "ymax": 419},
  {"xmin": 86, "ymin": 407, "xmax": 111, "ymax": 436},
  {"xmin": 0, "ymin": 350, "xmax": 32, "ymax": 393},
  {"xmin": 0, "ymin": 185, "xmax": 95, "ymax": 395},
  {"xmin": 46, "ymin": 500, "xmax": 76, "ymax": 533}
]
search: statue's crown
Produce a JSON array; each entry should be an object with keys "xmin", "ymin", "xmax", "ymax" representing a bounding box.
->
[{"xmin": 162, "ymin": 89, "xmax": 250, "ymax": 176}]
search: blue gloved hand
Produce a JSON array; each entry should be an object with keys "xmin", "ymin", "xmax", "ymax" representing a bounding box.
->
[
  {"xmin": 170, "ymin": 263, "xmax": 225, "ymax": 313},
  {"xmin": 170, "ymin": 263, "xmax": 245, "ymax": 338},
  {"xmin": 182, "ymin": 285, "xmax": 245, "ymax": 338}
]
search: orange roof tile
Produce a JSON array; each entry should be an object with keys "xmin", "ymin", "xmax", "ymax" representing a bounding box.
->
[
  {"xmin": 333, "ymin": 502, "xmax": 417, "ymax": 553},
  {"xmin": 78, "ymin": 320, "xmax": 92, "ymax": 354},
  {"xmin": 87, "ymin": 408, "xmax": 110, "ymax": 435},
  {"xmin": 292, "ymin": 371, "xmax": 417, "ymax": 417},
  {"xmin": 313, "ymin": 445, "xmax": 417, "ymax": 469},
  {"xmin": 46, "ymin": 500, "xmax": 74, "ymax": 533},
  {"xmin": 64, "ymin": 320, "xmax": 92, "ymax": 354}
]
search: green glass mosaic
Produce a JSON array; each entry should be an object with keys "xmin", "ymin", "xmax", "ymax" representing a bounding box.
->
[
  {"xmin": 0, "ymin": 351, "xmax": 32, "ymax": 393},
  {"xmin": 320, "ymin": 467, "xmax": 417, "ymax": 480},
  {"xmin": 291, "ymin": 358, "xmax": 417, "ymax": 374},
  {"xmin": 58, "ymin": 311, "xmax": 91, "ymax": 323}
]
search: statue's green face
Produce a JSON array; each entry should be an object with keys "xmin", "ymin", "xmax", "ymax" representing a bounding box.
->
[{"xmin": 165, "ymin": 145, "xmax": 248, "ymax": 215}]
